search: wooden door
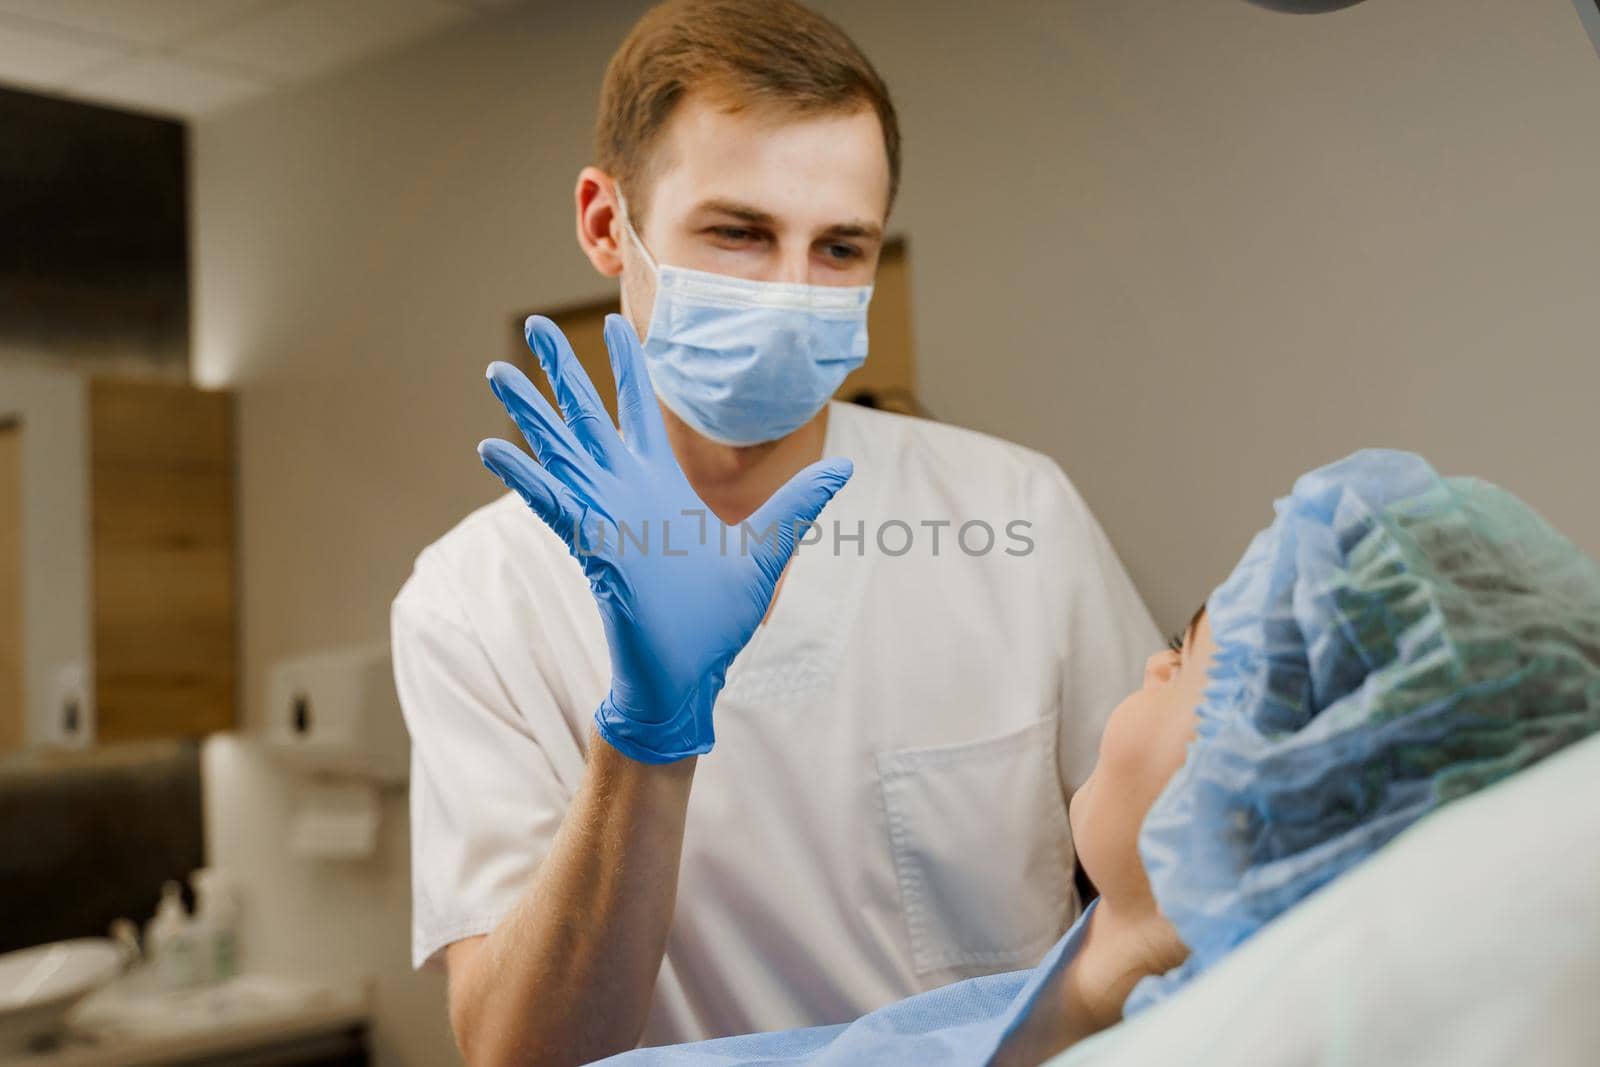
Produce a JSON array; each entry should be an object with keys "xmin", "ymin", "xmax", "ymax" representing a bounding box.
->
[
  {"xmin": 836, "ymin": 237, "xmax": 917, "ymax": 411},
  {"xmin": 0, "ymin": 419, "xmax": 22, "ymax": 751}
]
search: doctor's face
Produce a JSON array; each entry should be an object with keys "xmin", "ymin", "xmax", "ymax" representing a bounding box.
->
[
  {"xmin": 613, "ymin": 90, "xmax": 890, "ymax": 341},
  {"xmin": 1069, "ymin": 610, "xmax": 1214, "ymax": 913}
]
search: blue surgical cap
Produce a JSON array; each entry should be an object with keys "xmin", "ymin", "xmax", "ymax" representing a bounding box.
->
[{"xmin": 1128, "ymin": 449, "xmax": 1600, "ymax": 1013}]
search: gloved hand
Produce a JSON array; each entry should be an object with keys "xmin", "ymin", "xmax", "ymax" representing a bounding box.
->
[{"xmin": 478, "ymin": 314, "xmax": 853, "ymax": 764}]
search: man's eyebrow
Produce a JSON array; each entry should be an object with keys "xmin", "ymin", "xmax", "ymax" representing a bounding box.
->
[
  {"xmin": 692, "ymin": 199, "xmax": 776, "ymax": 225},
  {"xmin": 820, "ymin": 221, "xmax": 883, "ymax": 241},
  {"xmin": 690, "ymin": 199, "xmax": 883, "ymax": 241}
]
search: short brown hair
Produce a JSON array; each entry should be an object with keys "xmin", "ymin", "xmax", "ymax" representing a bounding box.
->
[{"xmin": 595, "ymin": 0, "xmax": 901, "ymax": 224}]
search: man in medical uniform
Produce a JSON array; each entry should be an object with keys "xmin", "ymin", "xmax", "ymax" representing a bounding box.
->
[{"xmin": 391, "ymin": 1, "xmax": 1160, "ymax": 1063}]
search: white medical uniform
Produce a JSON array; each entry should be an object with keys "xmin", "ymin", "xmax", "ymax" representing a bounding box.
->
[{"xmin": 392, "ymin": 400, "xmax": 1159, "ymax": 1047}]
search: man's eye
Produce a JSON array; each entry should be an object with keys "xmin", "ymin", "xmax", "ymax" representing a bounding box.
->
[
  {"xmin": 820, "ymin": 242, "xmax": 862, "ymax": 262},
  {"xmin": 712, "ymin": 226, "xmax": 759, "ymax": 242}
]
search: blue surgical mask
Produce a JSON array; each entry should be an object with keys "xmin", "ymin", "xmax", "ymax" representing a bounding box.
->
[{"xmin": 617, "ymin": 191, "xmax": 872, "ymax": 447}]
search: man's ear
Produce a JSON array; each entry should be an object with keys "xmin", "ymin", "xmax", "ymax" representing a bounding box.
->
[{"xmin": 575, "ymin": 166, "xmax": 623, "ymax": 278}]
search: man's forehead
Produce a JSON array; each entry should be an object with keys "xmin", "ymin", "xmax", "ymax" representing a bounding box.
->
[{"xmin": 647, "ymin": 93, "xmax": 891, "ymax": 227}]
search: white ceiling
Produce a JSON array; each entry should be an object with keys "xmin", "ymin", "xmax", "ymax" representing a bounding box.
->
[{"xmin": 0, "ymin": 0, "xmax": 523, "ymax": 120}]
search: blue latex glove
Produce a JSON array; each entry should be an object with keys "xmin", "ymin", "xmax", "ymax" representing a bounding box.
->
[{"xmin": 478, "ymin": 314, "xmax": 853, "ymax": 763}]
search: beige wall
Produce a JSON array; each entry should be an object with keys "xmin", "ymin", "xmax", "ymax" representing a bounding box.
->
[
  {"xmin": 838, "ymin": 0, "xmax": 1600, "ymax": 627},
  {"xmin": 191, "ymin": 1, "xmax": 1600, "ymax": 1063},
  {"xmin": 0, "ymin": 362, "xmax": 90, "ymax": 750}
]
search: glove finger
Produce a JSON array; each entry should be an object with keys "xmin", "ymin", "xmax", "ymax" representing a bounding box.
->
[
  {"xmin": 745, "ymin": 458, "xmax": 853, "ymax": 580},
  {"xmin": 603, "ymin": 314, "xmax": 668, "ymax": 459},
  {"xmin": 486, "ymin": 361, "xmax": 598, "ymax": 493},
  {"xmin": 478, "ymin": 438, "xmax": 585, "ymax": 544},
  {"xmin": 524, "ymin": 315, "xmax": 620, "ymax": 466}
]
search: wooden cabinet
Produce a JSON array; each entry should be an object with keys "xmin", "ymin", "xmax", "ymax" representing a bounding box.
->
[
  {"xmin": 89, "ymin": 379, "xmax": 235, "ymax": 743},
  {"xmin": 0, "ymin": 371, "xmax": 235, "ymax": 750}
]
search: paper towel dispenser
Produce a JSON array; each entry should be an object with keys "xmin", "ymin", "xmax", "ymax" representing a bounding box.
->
[{"xmin": 264, "ymin": 645, "xmax": 407, "ymax": 784}]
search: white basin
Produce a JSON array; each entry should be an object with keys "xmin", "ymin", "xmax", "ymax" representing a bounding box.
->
[{"xmin": 0, "ymin": 938, "xmax": 124, "ymax": 1054}]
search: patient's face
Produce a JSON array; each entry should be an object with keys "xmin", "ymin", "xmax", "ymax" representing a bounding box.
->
[{"xmin": 1070, "ymin": 612, "xmax": 1215, "ymax": 912}]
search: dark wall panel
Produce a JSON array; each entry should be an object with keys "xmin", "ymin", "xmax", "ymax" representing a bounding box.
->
[
  {"xmin": 0, "ymin": 742, "xmax": 203, "ymax": 952},
  {"xmin": 0, "ymin": 86, "xmax": 188, "ymax": 371}
]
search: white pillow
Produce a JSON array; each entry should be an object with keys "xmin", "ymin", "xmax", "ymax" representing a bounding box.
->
[{"xmin": 1053, "ymin": 731, "xmax": 1600, "ymax": 1067}]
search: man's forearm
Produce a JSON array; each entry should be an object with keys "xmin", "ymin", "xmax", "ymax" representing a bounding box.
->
[{"xmin": 448, "ymin": 729, "xmax": 697, "ymax": 1067}]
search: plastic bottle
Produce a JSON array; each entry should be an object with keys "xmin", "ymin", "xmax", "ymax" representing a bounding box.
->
[
  {"xmin": 144, "ymin": 881, "xmax": 197, "ymax": 991},
  {"xmin": 190, "ymin": 868, "xmax": 239, "ymax": 984}
]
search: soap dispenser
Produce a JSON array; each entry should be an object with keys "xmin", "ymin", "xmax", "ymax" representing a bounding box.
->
[
  {"xmin": 191, "ymin": 868, "xmax": 239, "ymax": 984},
  {"xmin": 145, "ymin": 881, "xmax": 197, "ymax": 991}
]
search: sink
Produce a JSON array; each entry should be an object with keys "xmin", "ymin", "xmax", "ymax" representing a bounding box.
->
[{"xmin": 0, "ymin": 939, "xmax": 124, "ymax": 1054}]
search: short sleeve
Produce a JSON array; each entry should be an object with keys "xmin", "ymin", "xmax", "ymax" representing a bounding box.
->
[
  {"xmin": 1031, "ymin": 463, "xmax": 1162, "ymax": 791},
  {"xmin": 391, "ymin": 552, "xmax": 572, "ymax": 970}
]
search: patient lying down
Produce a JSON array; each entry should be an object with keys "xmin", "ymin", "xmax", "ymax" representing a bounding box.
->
[{"xmin": 601, "ymin": 449, "xmax": 1600, "ymax": 1066}]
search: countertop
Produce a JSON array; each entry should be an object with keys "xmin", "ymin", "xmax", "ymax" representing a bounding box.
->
[{"xmin": 2, "ymin": 974, "xmax": 369, "ymax": 1067}]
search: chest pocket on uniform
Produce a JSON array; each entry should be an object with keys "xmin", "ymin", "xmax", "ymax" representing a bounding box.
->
[{"xmin": 877, "ymin": 715, "xmax": 1075, "ymax": 978}]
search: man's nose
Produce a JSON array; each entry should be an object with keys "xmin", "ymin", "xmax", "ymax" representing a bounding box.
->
[{"xmin": 775, "ymin": 243, "xmax": 810, "ymax": 285}]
